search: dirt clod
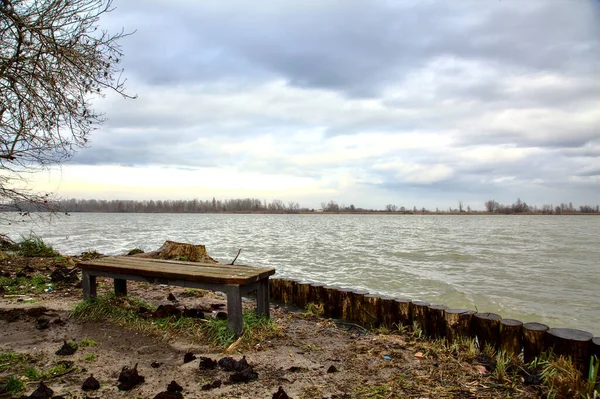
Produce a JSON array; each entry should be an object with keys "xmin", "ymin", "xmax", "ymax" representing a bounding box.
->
[
  {"xmin": 153, "ymin": 392, "xmax": 183, "ymax": 399},
  {"xmin": 199, "ymin": 356, "xmax": 217, "ymax": 370},
  {"xmin": 230, "ymin": 366, "xmax": 258, "ymax": 383},
  {"xmin": 201, "ymin": 380, "xmax": 222, "ymax": 391},
  {"xmin": 327, "ymin": 365, "xmax": 338, "ymax": 373},
  {"xmin": 35, "ymin": 316, "xmax": 51, "ymax": 330},
  {"xmin": 167, "ymin": 380, "xmax": 183, "ymax": 392},
  {"xmin": 218, "ymin": 356, "xmax": 248, "ymax": 372},
  {"xmin": 183, "ymin": 352, "xmax": 196, "ymax": 363},
  {"xmin": 82, "ymin": 374, "xmax": 100, "ymax": 391},
  {"xmin": 55, "ymin": 340, "xmax": 77, "ymax": 356},
  {"xmin": 167, "ymin": 293, "xmax": 177, "ymax": 301},
  {"xmin": 152, "ymin": 304, "xmax": 181, "ymax": 318},
  {"xmin": 215, "ymin": 311, "xmax": 228, "ymax": 320},
  {"xmin": 151, "ymin": 361, "xmax": 161, "ymax": 368},
  {"xmin": 272, "ymin": 386, "xmax": 290, "ymax": 399},
  {"xmin": 28, "ymin": 382, "xmax": 53, "ymax": 399},
  {"xmin": 117, "ymin": 363, "xmax": 145, "ymax": 391}
]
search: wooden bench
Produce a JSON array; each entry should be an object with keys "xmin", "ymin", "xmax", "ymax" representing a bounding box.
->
[{"xmin": 77, "ymin": 256, "xmax": 276, "ymax": 336}]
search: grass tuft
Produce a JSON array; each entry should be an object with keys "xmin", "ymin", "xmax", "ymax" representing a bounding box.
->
[
  {"xmin": 203, "ymin": 310, "xmax": 281, "ymax": 349},
  {"xmin": 0, "ymin": 352, "xmax": 29, "ymax": 371},
  {"xmin": 78, "ymin": 338, "xmax": 99, "ymax": 347},
  {"xmin": 10, "ymin": 235, "xmax": 58, "ymax": 257},
  {"xmin": 0, "ymin": 375, "xmax": 25, "ymax": 395}
]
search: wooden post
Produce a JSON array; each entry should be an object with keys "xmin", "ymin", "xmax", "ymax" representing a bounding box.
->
[
  {"xmin": 363, "ymin": 294, "xmax": 381, "ymax": 328},
  {"xmin": 324, "ymin": 286, "xmax": 343, "ymax": 319},
  {"xmin": 256, "ymin": 278, "xmax": 270, "ymax": 318},
  {"xmin": 473, "ymin": 312, "xmax": 502, "ymax": 351},
  {"xmin": 500, "ymin": 319, "xmax": 523, "ymax": 357},
  {"xmin": 339, "ymin": 288, "xmax": 354, "ymax": 321},
  {"xmin": 269, "ymin": 278, "xmax": 283, "ymax": 302},
  {"xmin": 592, "ymin": 337, "xmax": 600, "ymax": 360},
  {"xmin": 296, "ymin": 282, "xmax": 311, "ymax": 310},
  {"xmin": 444, "ymin": 309, "xmax": 475, "ymax": 342},
  {"xmin": 281, "ymin": 279, "xmax": 297, "ymax": 305},
  {"xmin": 308, "ymin": 283, "xmax": 326, "ymax": 307},
  {"xmin": 395, "ymin": 298, "xmax": 413, "ymax": 328},
  {"xmin": 411, "ymin": 301, "xmax": 430, "ymax": 334},
  {"xmin": 546, "ymin": 328, "xmax": 593, "ymax": 373},
  {"xmin": 226, "ymin": 286, "xmax": 243, "ymax": 337},
  {"xmin": 379, "ymin": 296, "xmax": 397, "ymax": 330},
  {"xmin": 81, "ymin": 271, "xmax": 97, "ymax": 300},
  {"xmin": 522, "ymin": 322, "xmax": 549, "ymax": 363},
  {"xmin": 349, "ymin": 290, "xmax": 368, "ymax": 325},
  {"xmin": 114, "ymin": 278, "xmax": 127, "ymax": 297},
  {"xmin": 426, "ymin": 305, "xmax": 447, "ymax": 338}
]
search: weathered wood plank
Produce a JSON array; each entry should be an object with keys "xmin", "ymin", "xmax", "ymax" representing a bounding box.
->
[
  {"xmin": 77, "ymin": 256, "xmax": 275, "ymax": 285},
  {"xmin": 426, "ymin": 305, "xmax": 447, "ymax": 338}
]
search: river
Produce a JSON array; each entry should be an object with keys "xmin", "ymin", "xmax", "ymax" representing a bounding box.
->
[{"xmin": 5, "ymin": 213, "xmax": 599, "ymax": 335}]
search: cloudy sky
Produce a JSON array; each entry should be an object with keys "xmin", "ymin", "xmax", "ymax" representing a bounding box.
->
[{"xmin": 35, "ymin": 0, "xmax": 600, "ymax": 210}]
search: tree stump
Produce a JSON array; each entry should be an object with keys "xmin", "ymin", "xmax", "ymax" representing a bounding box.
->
[
  {"xmin": 500, "ymin": 319, "xmax": 523, "ymax": 357},
  {"xmin": 522, "ymin": 322, "xmax": 549, "ymax": 363},
  {"xmin": 473, "ymin": 312, "xmax": 502, "ymax": 351},
  {"xmin": 426, "ymin": 305, "xmax": 447, "ymax": 338},
  {"xmin": 395, "ymin": 298, "xmax": 413, "ymax": 328},
  {"xmin": 132, "ymin": 240, "xmax": 218, "ymax": 263},
  {"xmin": 546, "ymin": 328, "xmax": 593, "ymax": 373},
  {"xmin": 444, "ymin": 309, "xmax": 475, "ymax": 342},
  {"xmin": 412, "ymin": 301, "xmax": 430, "ymax": 334}
]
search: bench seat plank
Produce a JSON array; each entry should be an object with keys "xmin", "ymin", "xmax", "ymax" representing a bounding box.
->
[{"xmin": 79, "ymin": 256, "xmax": 275, "ymax": 285}]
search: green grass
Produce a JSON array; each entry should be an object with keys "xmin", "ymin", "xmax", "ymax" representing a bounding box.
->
[
  {"xmin": 71, "ymin": 294, "xmax": 280, "ymax": 348},
  {"xmin": 44, "ymin": 362, "xmax": 73, "ymax": 378},
  {"xmin": 0, "ymin": 375, "xmax": 25, "ymax": 396},
  {"xmin": 0, "ymin": 274, "xmax": 53, "ymax": 294},
  {"xmin": 10, "ymin": 235, "xmax": 58, "ymax": 257},
  {"xmin": 82, "ymin": 353, "xmax": 96, "ymax": 362},
  {"xmin": 0, "ymin": 352, "xmax": 29, "ymax": 371},
  {"xmin": 23, "ymin": 366, "xmax": 41, "ymax": 380},
  {"xmin": 202, "ymin": 310, "xmax": 281, "ymax": 348},
  {"xmin": 78, "ymin": 338, "xmax": 99, "ymax": 347}
]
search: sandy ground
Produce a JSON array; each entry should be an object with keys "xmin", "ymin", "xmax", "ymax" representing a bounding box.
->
[{"xmin": 0, "ymin": 256, "xmax": 541, "ymax": 399}]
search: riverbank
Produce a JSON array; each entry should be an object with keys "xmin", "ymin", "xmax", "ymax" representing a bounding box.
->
[{"xmin": 1, "ymin": 251, "xmax": 594, "ymax": 398}]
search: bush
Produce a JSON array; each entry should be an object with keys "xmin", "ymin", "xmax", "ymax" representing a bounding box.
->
[{"xmin": 10, "ymin": 235, "xmax": 58, "ymax": 257}]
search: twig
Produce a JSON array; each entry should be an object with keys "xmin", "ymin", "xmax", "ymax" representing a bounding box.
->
[{"xmin": 229, "ymin": 249, "xmax": 242, "ymax": 265}]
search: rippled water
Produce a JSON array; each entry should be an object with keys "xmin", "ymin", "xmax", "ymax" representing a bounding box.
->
[{"xmin": 6, "ymin": 213, "xmax": 600, "ymax": 335}]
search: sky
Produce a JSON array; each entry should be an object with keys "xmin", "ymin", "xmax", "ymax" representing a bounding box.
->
[{"xmin": 33, "ymin": 0, "xmax": 600, "ymax": 210}]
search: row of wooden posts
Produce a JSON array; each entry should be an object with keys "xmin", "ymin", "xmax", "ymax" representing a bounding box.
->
[{"xmin": 268, "ymin": 278, "xmax": 600, "ymax": 373}]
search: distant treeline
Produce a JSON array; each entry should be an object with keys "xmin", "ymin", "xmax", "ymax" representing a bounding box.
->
[{"xmin": 23, "ymin": 197, "xmax": 597, "ymax": 214}]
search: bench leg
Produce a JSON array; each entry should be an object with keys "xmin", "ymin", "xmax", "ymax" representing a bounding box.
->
[
  {"xmin": 114, "ymin": 279, "xmax": 127, "ymax": 297},
  {"xmin": 256, "ymin": 278, "xmax": 270, "ymax": 318},
  {"xmin": 82, "ymin": 271, "xmax": 97, "ymax": 300},
  {"xmin": 226, "ymin": 286, "xmax": 243, "ymax": 337}
]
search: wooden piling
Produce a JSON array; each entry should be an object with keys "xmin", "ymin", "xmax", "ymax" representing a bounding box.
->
[
  {"xmin": 473, "ymin": 312, "xmax": 502, "ymax": 351},
  {"xmin": 444, "ymin": 309, "xmax": 474, "ymax": 342},
  {"xmin": 348, "ymin": 290, "xmax": 368, "ymax": 325},
  {"xmin": 379, "ymin": 296, "xmax": 398, "ymax": 329},
  {"xmin": 426, "ymin": 305, "xmax": 447, "ymax": 338},
  {"xmin": 395, "ymin": 298, "xmax": 413, "ymax": 328},
  {"xmin": 522, "ymin": 322, "xmax": 549, "ymax": 363},
  {"xmin": 412, "ymin": 301, "xmax": 430, "ymax": 334},
  {"xmin": 308, "ymin": 283, "xmax": 326, "ymax": 307},
  {"xmin": 500, "ymin": 319, "xmax": 523, "ymax": 357},
  {"xmin": 592, "ymin": 337, "xmax": 600, "ymax": 360},
  {"xmin": 363, "ymin": 294, "xmax": 381, "ymax": 328},
  {"xmin": 269, "ymin": 278, "xmax": 282, "ymax": 301},
  {"xmin": 296, "ymin": 281, "xmax": 311, "ymax": 309},
  {"xmin": 323, "ymin": 286, "xmax": 343, "ymax": 319},
  {"xmin": 546, "ymin": 328, "xmax": 593, "ymax": 373},
  {"xmin": 281, "ymin": 279, "xmax": 297, "ymax": 305}
]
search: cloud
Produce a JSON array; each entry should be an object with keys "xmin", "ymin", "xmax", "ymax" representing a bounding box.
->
[{"xmin": 53, "ymin": 0, "xmax": 600, "ymax": 209}]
